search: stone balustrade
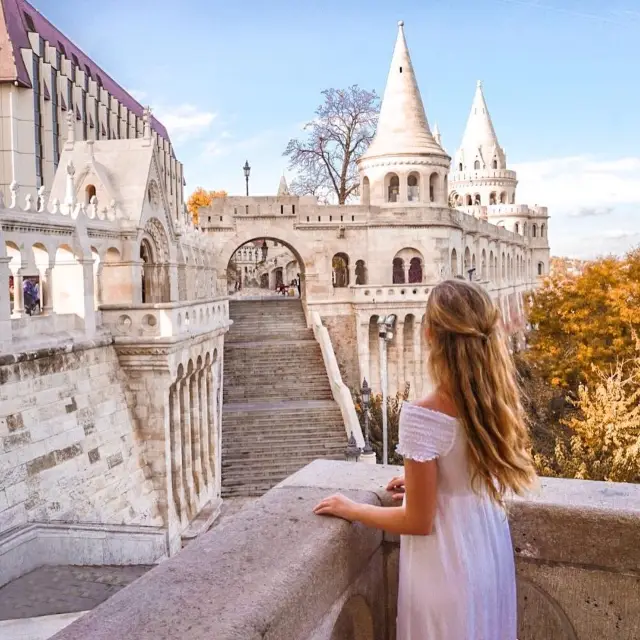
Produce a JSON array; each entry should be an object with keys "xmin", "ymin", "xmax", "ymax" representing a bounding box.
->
[
  {"xmin": 100, "ymin": 297, "xmax": 230, "ymax": 340},
  {"xmin": 52, "ymin": 460, "xmax": 640, "ymax": 640},
  {"xmin": 351, "ymin": 284, "xmax": 433, "ymax": 304}
]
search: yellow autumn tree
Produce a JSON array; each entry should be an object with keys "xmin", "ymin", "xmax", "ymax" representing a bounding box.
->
[
  {"xmin": 187, "ymin": 188, "xmax": 227, "ymax": 225},
  {"xmin": 526, "ymin": 248, "xmax": 640, "ymax": 388}
]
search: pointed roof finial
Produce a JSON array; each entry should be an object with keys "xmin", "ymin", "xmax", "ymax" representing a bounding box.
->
[
  {"xmin": 360, "ymin": 21, "xmax": 445, "ymax": 160},
  {"xmin": 433, "ymin": 122, "xmax": 442, "ymax": 147},
  {"xmin": 277, "ymin": 173, "xmax": 290, "ymax": 196},
  {"xmin": 143, "ymin": 106, "xmax": 152, "ymax": 140},
  {"xmin": 477, "ymin": 79, "xmax": 482, "ymax": 88}
]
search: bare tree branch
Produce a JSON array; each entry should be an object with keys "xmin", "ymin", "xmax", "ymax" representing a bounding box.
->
[{"xmin": 284, "ymin": 85, "xmax": 379, "ymax": 205}]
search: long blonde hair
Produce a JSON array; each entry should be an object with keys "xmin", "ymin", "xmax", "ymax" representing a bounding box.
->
[{"xmin": 425, "ymin": 279, "xmax": 536, "ymax": 503}]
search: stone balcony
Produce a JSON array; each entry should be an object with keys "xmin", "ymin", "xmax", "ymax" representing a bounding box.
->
[
  {"xmin": 53, "ymin": 460, "xmax": 640, "ymax": 640},
  {"xmin": 100, "ymin": 297, "xmax": 230, "ymax": 340}
]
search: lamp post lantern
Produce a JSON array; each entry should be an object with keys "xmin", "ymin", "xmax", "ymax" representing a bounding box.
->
[
  {"xmin": 345, "ymin": 431, "xmax": 361, "ymax": 463},
  {"xmin": 377, "ymin": 314, "xmax": 397, "ymax": 465},
  {"xmin": 360, "ymin": 378, "xmax": 373, "ymax": 455},
  {"xmin": 243, "ymin": 160, "xmax": 251, "ymax": 196}
]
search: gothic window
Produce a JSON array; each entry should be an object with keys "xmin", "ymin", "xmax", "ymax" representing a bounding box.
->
[
  {"xmin": 407, "ymin": 173, "xmax": 420, "ymax": 202},
  {"xmin": 450, "ymin": 249, "xmax": 458, "ymax": 276},
  {"xmin": 493, "ymin": 159, "xmax": 498, "ymax": 169},
  {"xmin": 523, "ymin": 222, "xmax": 528, "ymax": 236},
  {"xmin": 532, "ymin": 224, "xmax": 538, "ymax": 237},
  {"xmin": 429, "ymin": 173, "xmax": 438, "ymax": 203},
  {"xmin": 392, "ymin": 258, "xmax": 405, "ymax": 284},
  {"xmin": 387, "ymin": 173, "xmax": 400, "ymax": 202},
  {"xmin": 466, "ymin": 194, "xmax": 472, "ymax": 206},
  {"xmin": 474, "ymin": 160, "xmax": 480, "ymax": 170},
  {"xmin": 85, "ymin": 184, "xmax": 96, "ymax": 204},
  {"xmin": 458, "ymin": 162, "xmax": 463, "ymax": 171},
  {"xmin": 489, "ymin": 192, "xmax": 497, "ymax": 205},
  {"xmin": 464, "ymin": 247, "xmax": 471, "ymax": 272},
  {"xmin": 541, "ymin": 223, "xmax": 546, "ymax": 238},
  {"xmin": 332, "ymin": 253, "xmax": 349, "ymax": 288},
  {"xmin": 408, "ymin": 257, "xmax": 422, "ymax": 283},
  {"xmin": 500, "ymin": 191, "xmax": 507, "ymax": 204},
  {"xmin": 355, "ymin": 260, "xmax": 367, "ymax": 285},
  {"xmin": 474, "ymin": 194, "xmax": 481, "ymax": 205},
  {"xmin": 538, "ymin": 262, "xmax": 544, "ymax": 276}
]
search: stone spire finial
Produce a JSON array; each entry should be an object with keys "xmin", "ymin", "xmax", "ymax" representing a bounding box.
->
[
  {"xmin": 433, "ymin": 122, "xmax": 442, "ymax": 147},
  {"xmin": 360, "ymin": 21, "xmax": 444, "ymax": 160},
  {"xmin": 143, "ymin": 106, "xmax": 152, "ymax": 140},
  {"xmin": 64, "ymin": 161, "xmax": 77, "ymax": 208},
  {"xmin": 277, "ymin": 173, "xmax": 290, "ymax": 196},
  {"xmin": 457, "ymin": 80, "xmax": 503, "ymax": 170},
  {"xmin": 66, "ymin": 110, "xmax": 75, "ymax": 145}
]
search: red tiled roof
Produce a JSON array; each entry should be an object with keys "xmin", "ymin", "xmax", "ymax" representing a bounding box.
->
[{"xmin": 0, "ymin": 0, "xmax": 171, "ymax": 143}]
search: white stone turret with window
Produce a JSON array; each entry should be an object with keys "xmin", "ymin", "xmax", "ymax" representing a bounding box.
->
[{"xmin": 357, "ymin": 22, "xmax": 450, "ymax": 208}]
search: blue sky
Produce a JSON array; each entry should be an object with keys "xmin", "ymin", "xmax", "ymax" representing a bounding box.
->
[{"xmin": 34, "ymin": 0, "xmax": 640, "ymax": 258}]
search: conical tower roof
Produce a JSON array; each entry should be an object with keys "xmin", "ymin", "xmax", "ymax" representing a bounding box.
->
[
  {"xmin": 277, "ymin": 173, "xmax": 290, "ymax": 196},
  {"xmin": 361, "ymin": 21, "xmax": 444, "ymax": 160},
  {"xmin": 457, "ymin": 81, "xmax": 504, "ymax": 168}
]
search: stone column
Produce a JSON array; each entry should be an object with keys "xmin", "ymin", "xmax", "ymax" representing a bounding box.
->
[
  {"xmin": 206, "ymin": 366, "xmax": 216, "ymax": 491},
  {"xmin": 399, "ymin": 173, "xmax": 408, "ymax": 203},
  {"xmin": 11, "ymin": 270, "xmax": 24, "ymax": 317},
  {"xmin": 356, "ymin": 320, "xmax": 370, "ymax": 387},
  {"xmin": 199, "ymin": 367, "xmax": 212, "ymax": 491},
  {"xmin": 403, "ymin": 263, "xmax": 410, "ymax": 284},
  {"xmin": 396, "ymin": 322, "xmax": 405, "ymax": 391},
  {"xmin": 414, "ymin": 318, "xmax": 424, "ymax": 396},
  {"xmin": 180, "ymin": 378, "xmax": 196, "ymax": 519},
  {"xmin": 189, "ymin": 369, "xmax": 204, "ymax": 507},
  {"xmin": 0, "ymin": 256, "xmax": 12, "ymax": 348},
  {"xmin": 79, "ymin": 258, "xmax": 97, "ymax": 336},
  {"xmin": 169, "ymin": 382, "xmax": 186, "ymax": 527}
]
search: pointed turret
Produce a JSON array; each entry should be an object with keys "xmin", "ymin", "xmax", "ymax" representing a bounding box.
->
[
  {"xmin": 277, "ymin": 174, "xmax": 290, "ymax": 196},
  {"xmin": 360, "ymin": 21, "xmax": 444, "ymax": 160},
  {"xmin": 433, "ymin": 122, "xmax": 442, "ymax": 148},
  {"xmin": 456, "ymin": 81, "xmax": 505, "ymax": 171}
]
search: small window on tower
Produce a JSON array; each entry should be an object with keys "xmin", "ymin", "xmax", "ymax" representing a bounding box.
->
[
  {"xmin": 23, "ymin": 12, "xmax": 36, "ymax": 32},
  {"xmin": 399, "ymin": 67, "xmax": 403, "ymax": 73}
]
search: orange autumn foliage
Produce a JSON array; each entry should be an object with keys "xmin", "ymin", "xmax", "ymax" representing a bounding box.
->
[{"xmin": 187, "ymin": 188, "xmax": 227, "ymax": 224}]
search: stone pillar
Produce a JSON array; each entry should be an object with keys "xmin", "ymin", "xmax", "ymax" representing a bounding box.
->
[
  {"xmin": 169, "ymin": 382, "xmax": 186, "ymax": 528},
  {"xmin": 189, "ymin": 369, "xmax": 204, "ymax": 506},
  {"xmin": 180, "ymin": 378, "xmax": 196, "ymax": 519},
  {"xmin": 206, "ymin": 366, "xmax": 216, "ymax": 491},
  {"xmin": 414, "ymin": 318, "xmax": 424, "ymax": 397},
  {"xmin": 199, "ymin": 367, "xmax": 212, "ymax": 490},
  {"xmin": 403, "ymin": 263, "xmax": 410, "ymax": 284},
  {"xmin": 0, "ymin": 256, "xmax": 12, "ymax": 348},
  {"xmin": 79, "ymin": 258, "xmax": 97, "ymax": 336},
  {"xmin": 356, "ymin": 320, "xmax": 370, "ymax": 387},
  {"xmin": 41, "ymin": 267, "xmax": 54, "ymax": 315},
  {"xmin": 396, "ymin": 322, "xmax": 405, "ymax": 391},
  {"xmin": 11, "ymin": 270, "xmax": 24, "ymax": 317},
  {"xmin": 399, "ymin": 173, "xmax": 408, "ymax": 203}
]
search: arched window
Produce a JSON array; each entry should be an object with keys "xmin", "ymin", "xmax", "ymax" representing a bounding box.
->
[
  {"xmin": 489, "ymin": 250, "xmax": 494, "ymax": 280},
  {"xmin": 140, "ymin": 239, "xmax": 153, "ymax": 304},
  {"xmin": 489, "ymin": 192, "xmax": 497, "ymax": 205},
  {"xmin": 408, "ymin": 257, "xmax": 422, "ymax": 283},
  {"xmin": 474, "ymin": 194, "xmax": 481, "ymax": 205},
  {"xmin": 429, "ymin": 172, "xmax": 438, "ymax": 203},
  {"xmin": 451, "ymin": 249, "xmax": 458, "ymax": 276},
  {"xmin": 511, "ymin": 193, "xmax": 516, "ymax": 204},
  {"xmin": 464, "ymin": 247, "xmax": 471, "ymax": 273},
  {"xmin": 465, "ymin": 194, "xmax": 472, "ymax": 206},
  {"xmin": 492, "ymin": 159, "xmax": 498, "ymax": 169},
  {"xmin": 541, "ymin": 223, "xmax": 546, "ymax": 238},
  {"xmin": 474, "ymin": 160, "xmax": 480, "ymax": 170},
  {"xmin": 523, "ymin": 222, "xmax": 528, "ymax": 236},
  {"xmin": 514, "ymin": 222, "xmax": 520, "ymax": 234},
  {"xmin": 407, "ymin": 173, "xmax": 420, "ymax": 202},
  {"xmin": 537, "ymin": 262, "xmax": 544, "ymax": 276},
  {"xmin": 355, "ymin": 259, "xmax": 367, "ymax": 285},
  {"xmin": 387, "ymin": 173, "xmax": 400, "ymax": 203},
  {"xmin": 532, "ymin": 224, "xmax": 538, "ymax": 238},
  {"xmin": 332, "ymin": 253, "xmax": 349, "ymax": 288},
  {"xmin": 499, "ymin": 191, "xmax": 507, "ymax": 204},
  {"xmin": 458, "ymin": 162, "xmax": 463, "ymax": 171},
  {"xmin": 362, "ymin": 177, "xmax": 370, "ymax": 206},
  {"xmin": 392, "ymin": 257, "xmax": 405, "ymax": 284},
  {"xmin": 481, "ymin": 249, "xmax": 487, "ymax": 280},
  {"xmin": 85, "ymin": 184, "xmax": 96, "ymax": 205},
  {"xmin": 501, "ymin": 252, "xmax": 506, "ymax": 280}
]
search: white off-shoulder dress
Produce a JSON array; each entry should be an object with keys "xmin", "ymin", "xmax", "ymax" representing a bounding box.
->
[{"xmin": 396, "ymin": 402, "xmax": 517, "ymax": 640}]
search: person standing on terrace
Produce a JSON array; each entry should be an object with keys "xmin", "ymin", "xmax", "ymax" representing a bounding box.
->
[{"xmin": 314, "ymin": 279, "xmax": 537, "ymax": 639}]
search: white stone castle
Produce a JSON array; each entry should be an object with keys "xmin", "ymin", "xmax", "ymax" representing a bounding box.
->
[{"xmin": 0, "ymin": 8, "xmax": 548, "ymax": 588}]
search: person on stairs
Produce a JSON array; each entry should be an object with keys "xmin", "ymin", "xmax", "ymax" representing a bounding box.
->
[{"xmin": 314, "ymin": 279, "xmax": 537, "ymax": 640}]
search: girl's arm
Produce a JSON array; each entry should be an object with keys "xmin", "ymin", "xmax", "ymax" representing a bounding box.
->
[{"xmin": 314, "ymin": 458, "xmax": 438, "ymax": 536}]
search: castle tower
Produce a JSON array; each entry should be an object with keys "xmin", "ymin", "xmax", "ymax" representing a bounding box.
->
[
  {"xmin": 357, "ymin": 21, "xmax": 451, "ymax": 208},
  {"xmin": 448, "ymin": 81, "xmax": 518, "ymax": 209},
  {"xmin": 277, "ymin": 174, "xmax": 290, "ymax": 196}
]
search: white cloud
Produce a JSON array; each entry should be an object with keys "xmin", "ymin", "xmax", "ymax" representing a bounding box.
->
[
  {"xmin": 129, "ymin": 89, "xmax": 148, "ymax": 103},
  {"xmin": 153, "ymin": 104, "xmax": 217, "ymax": 142},
  {"xmin": 201, "ymin": 129, "xmax": 279, "ymax": 159},
  {"xmin": 512, "ymin": 155, "xmax": 640, "ymax": 258}
]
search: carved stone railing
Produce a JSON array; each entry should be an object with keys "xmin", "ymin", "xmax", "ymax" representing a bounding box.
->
[
  {"xmin": 100, "ymin": 297, "xmax": 230, "ymax": 340},
  {"xmin": 52, "ymin": 460, "xmax": 640, "ymax": 640},
  {"xmin": 351, "ymin": 284, "xmax": 433, "ymax": 304}
]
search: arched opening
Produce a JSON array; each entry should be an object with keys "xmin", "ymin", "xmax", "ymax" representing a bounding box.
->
[
  {"xmin": 541, "ymin": 223, "xmax": 546, "ymax": 238},
  {"xmin": 501, "ymin": 252, "xmax": 506, "ymax": 280},
  {"xmin": 451, "ymin": 248, "xmax": 458, "ymax": 276},
  {"xmin": 489, "ymin": 192, "xmax": 497, "ymax": 205},
  {"xmin": 140, "ymin": 238, "xmax": 154, "ymax": 304},
  {"xmin": 474, "ymin": 160, "xmax": 480, "ymax": 170},
  {"xmin": 532, "ymin": 224, "xmax": 538, "ymax": 238},
  {"xmin": 392, "ymin": 257, "xmax": 405, "ymax": 284},
  {"xmin": 355, "ymin": 259, "xmax": 367, "ymax": 285},
  {"xmin": 523, "ymin": 222, "xmax": 528, "ymax": 236},
  {"xmin": 408, "ymin": 257, "xmax": 422, "ymax": 283},
  {"xmin": 538, "ymin": 261, "xmax": 545, "ymax": 276},
  {"xmin": 52, "ymin": 244, "xmax": 84, "ymax": 318},
  {"xmin": 514, "ymin": 222, "xmax": 520, "ymax": 234},
  {"xmin": 407, "ymin": 173, "xmax": 420, "ymax": 202},
  {"xmin": 492, "ymin": 159, "xmax": 498, "ymax": 169},
  {"xmin": 274, "ymin": 266, "xmax": 284, "ymax": 288},
  {"xmin": 387, "ymin": 173, "xmax": 399, "ymax": 203},
  {"xmin": 362, "ymin": 176, "xmax": 370, "ymax": 206},
  {"xmin": 481, "ymin": 249, "xmax": 487, "ymax": 280},
  {"xmin": 464, "ymin": 247, "xmax": 471, "ymax": 273},
  {"xmin": 465, "ymin": 194, "xmax": 472, "ymax": 206},
  {"xmin": 429, "ymin": 172, "xmax": 438, "ymax": 203},
  {"xmin": 85, "ymin": 184, "xmax": 96, "ymax": 205},
  {"xmin": 489, "ymin": 250, "xmax": 494, "ymax": 281},
  {"xmin": 500, "ymin": 191, "xmax": 507, "ymax": 204},
  {"xmin": 474, "ymin": 193, "xmax": 481, "ymax": 205},
  {"xmin": 458, "ymin": 162, "xmax": 463, "ymax": 171},
  {"xmin": 511, "ymin": 193, "xmax": 516, "ymax": 204},
  {"xmin": 332, "ymin": 253, "xmax": 349, "ymax": 288}
]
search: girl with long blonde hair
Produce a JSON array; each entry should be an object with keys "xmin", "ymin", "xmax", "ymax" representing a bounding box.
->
[{"xmin": 314, "ymin": 279, "xmax": 536, "ymax": 639}]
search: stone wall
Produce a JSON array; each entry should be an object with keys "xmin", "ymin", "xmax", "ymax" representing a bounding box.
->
[
  {"xmin": 320, "ymin": 313, "xmax": 360, "ymax": 390},
  {"xmin": 53, "ymin": 460, "xmax": 640, "ymax": 640},
  {"xmin": 0, "ymin": 338, "xmax": 161, "ymax": 535}
]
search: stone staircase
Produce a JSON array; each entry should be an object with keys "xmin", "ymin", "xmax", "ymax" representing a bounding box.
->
[{"xmin": 221, "ymin": 299, "xmax": 347, "ymax": 497}]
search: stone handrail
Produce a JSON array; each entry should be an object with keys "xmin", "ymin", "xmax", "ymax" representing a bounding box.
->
[
  {"xmin": 100, "ymin": 297, "xmax": 230, "ymax": 340},
  {"xmin": 309, "ymin": 310, "xmax": 365, "ymax": 449},
  {"xmin": 53, "ymin": 461, "xmax": 640, "ymax": 640}
]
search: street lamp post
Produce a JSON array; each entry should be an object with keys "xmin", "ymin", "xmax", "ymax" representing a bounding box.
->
[
  {"xmin": 377, "ymin": 314, "xmax": 397, "ymax": 465},
  {"xmin": 243, "ymin": 160, "xmax": 251, "ymax": 196},
  {"xmin": 361, "ymin": 379, "xmax": 373, "ymax": 454},
  {"xmin": 345, "ymin": 431, "xmax": 361, "ymax": 463}
]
